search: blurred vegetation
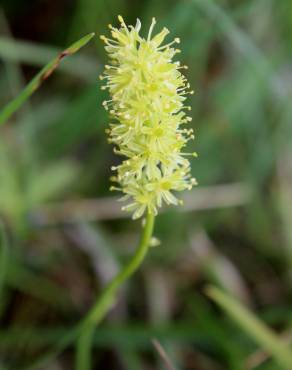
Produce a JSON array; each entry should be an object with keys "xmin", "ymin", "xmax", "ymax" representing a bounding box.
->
[{"xmin": 1, "ymin": 0, "xmax": 292, "ymax": 369}]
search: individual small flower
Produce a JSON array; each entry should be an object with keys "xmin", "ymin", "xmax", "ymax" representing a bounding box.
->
[{"xmin": 100, "ymin": 16, "xmax": 197, "ymax": 219}]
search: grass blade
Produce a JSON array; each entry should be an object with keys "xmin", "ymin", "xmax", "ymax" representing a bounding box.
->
[
  {"xmin": 206, "ymin": 286, "xmax": 292, "ymax": 370},
  {"xmin": 0, "ymin": 37, "xmax": 96, "ymax": 80},
  {"xmin": 0, "ymin": 32, "xmax": 95, "ymax": 126}
]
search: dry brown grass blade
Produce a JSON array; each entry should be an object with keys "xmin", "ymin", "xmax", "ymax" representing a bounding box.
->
[{"xmin": 32, "ymin": 183, "xmax": 252, "ymax": 225}]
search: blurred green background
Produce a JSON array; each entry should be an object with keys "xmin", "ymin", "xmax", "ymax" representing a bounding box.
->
[{"xmin": 1, "ymin": 0, "xmax": 292, "ymax": 369}]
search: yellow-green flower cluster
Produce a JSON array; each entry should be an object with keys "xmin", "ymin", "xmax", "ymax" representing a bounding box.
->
[{"xmin": 100, "ymin": 16, "xmax": 197, "ymax": 219}]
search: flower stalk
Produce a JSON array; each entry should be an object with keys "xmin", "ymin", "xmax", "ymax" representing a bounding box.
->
[{"xmin": 76, "ymin": 212, "xmax": 155, "ymax": 370}]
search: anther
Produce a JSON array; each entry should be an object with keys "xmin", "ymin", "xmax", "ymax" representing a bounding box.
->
[{"xmin": 118, "ymin": 15, "xmax": 124, "ymax": 24}]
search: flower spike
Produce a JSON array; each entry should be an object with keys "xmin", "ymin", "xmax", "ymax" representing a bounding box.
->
[{"xmin": 100, "ymin": 17, "xmax": 197, "ymax": 219}]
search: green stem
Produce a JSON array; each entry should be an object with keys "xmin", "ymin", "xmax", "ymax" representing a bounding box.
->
[{"xmin": 75, "ymin": 212, "xmax": 155, "ymax": 370}]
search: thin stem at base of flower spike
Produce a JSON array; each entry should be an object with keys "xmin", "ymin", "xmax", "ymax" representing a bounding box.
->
[{"xmin": 75, "ymin": 212, "xmax": 155, "ymax": 370}]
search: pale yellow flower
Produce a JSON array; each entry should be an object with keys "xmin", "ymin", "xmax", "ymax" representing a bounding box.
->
[{"xmin": 100, "ymin": 16, "xmax": 197, "ymax": 219}]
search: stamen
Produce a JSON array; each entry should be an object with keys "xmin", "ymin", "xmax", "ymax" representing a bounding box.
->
[{"xmin": 148, "ymin": 17, "xmax": 156, "ymax": 41}]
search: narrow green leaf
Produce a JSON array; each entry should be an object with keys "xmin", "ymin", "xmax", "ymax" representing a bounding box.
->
[
  {"xmin": 0, "ymin": 37, "xmax": 96, "ymax": 80},
  {"xmin": 0, "ymin": 32, "xmax": 95, "ymax": 126},
  {"xmin": 206, "ymin": 286, "xmax": 292, "ymax": 370}
]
